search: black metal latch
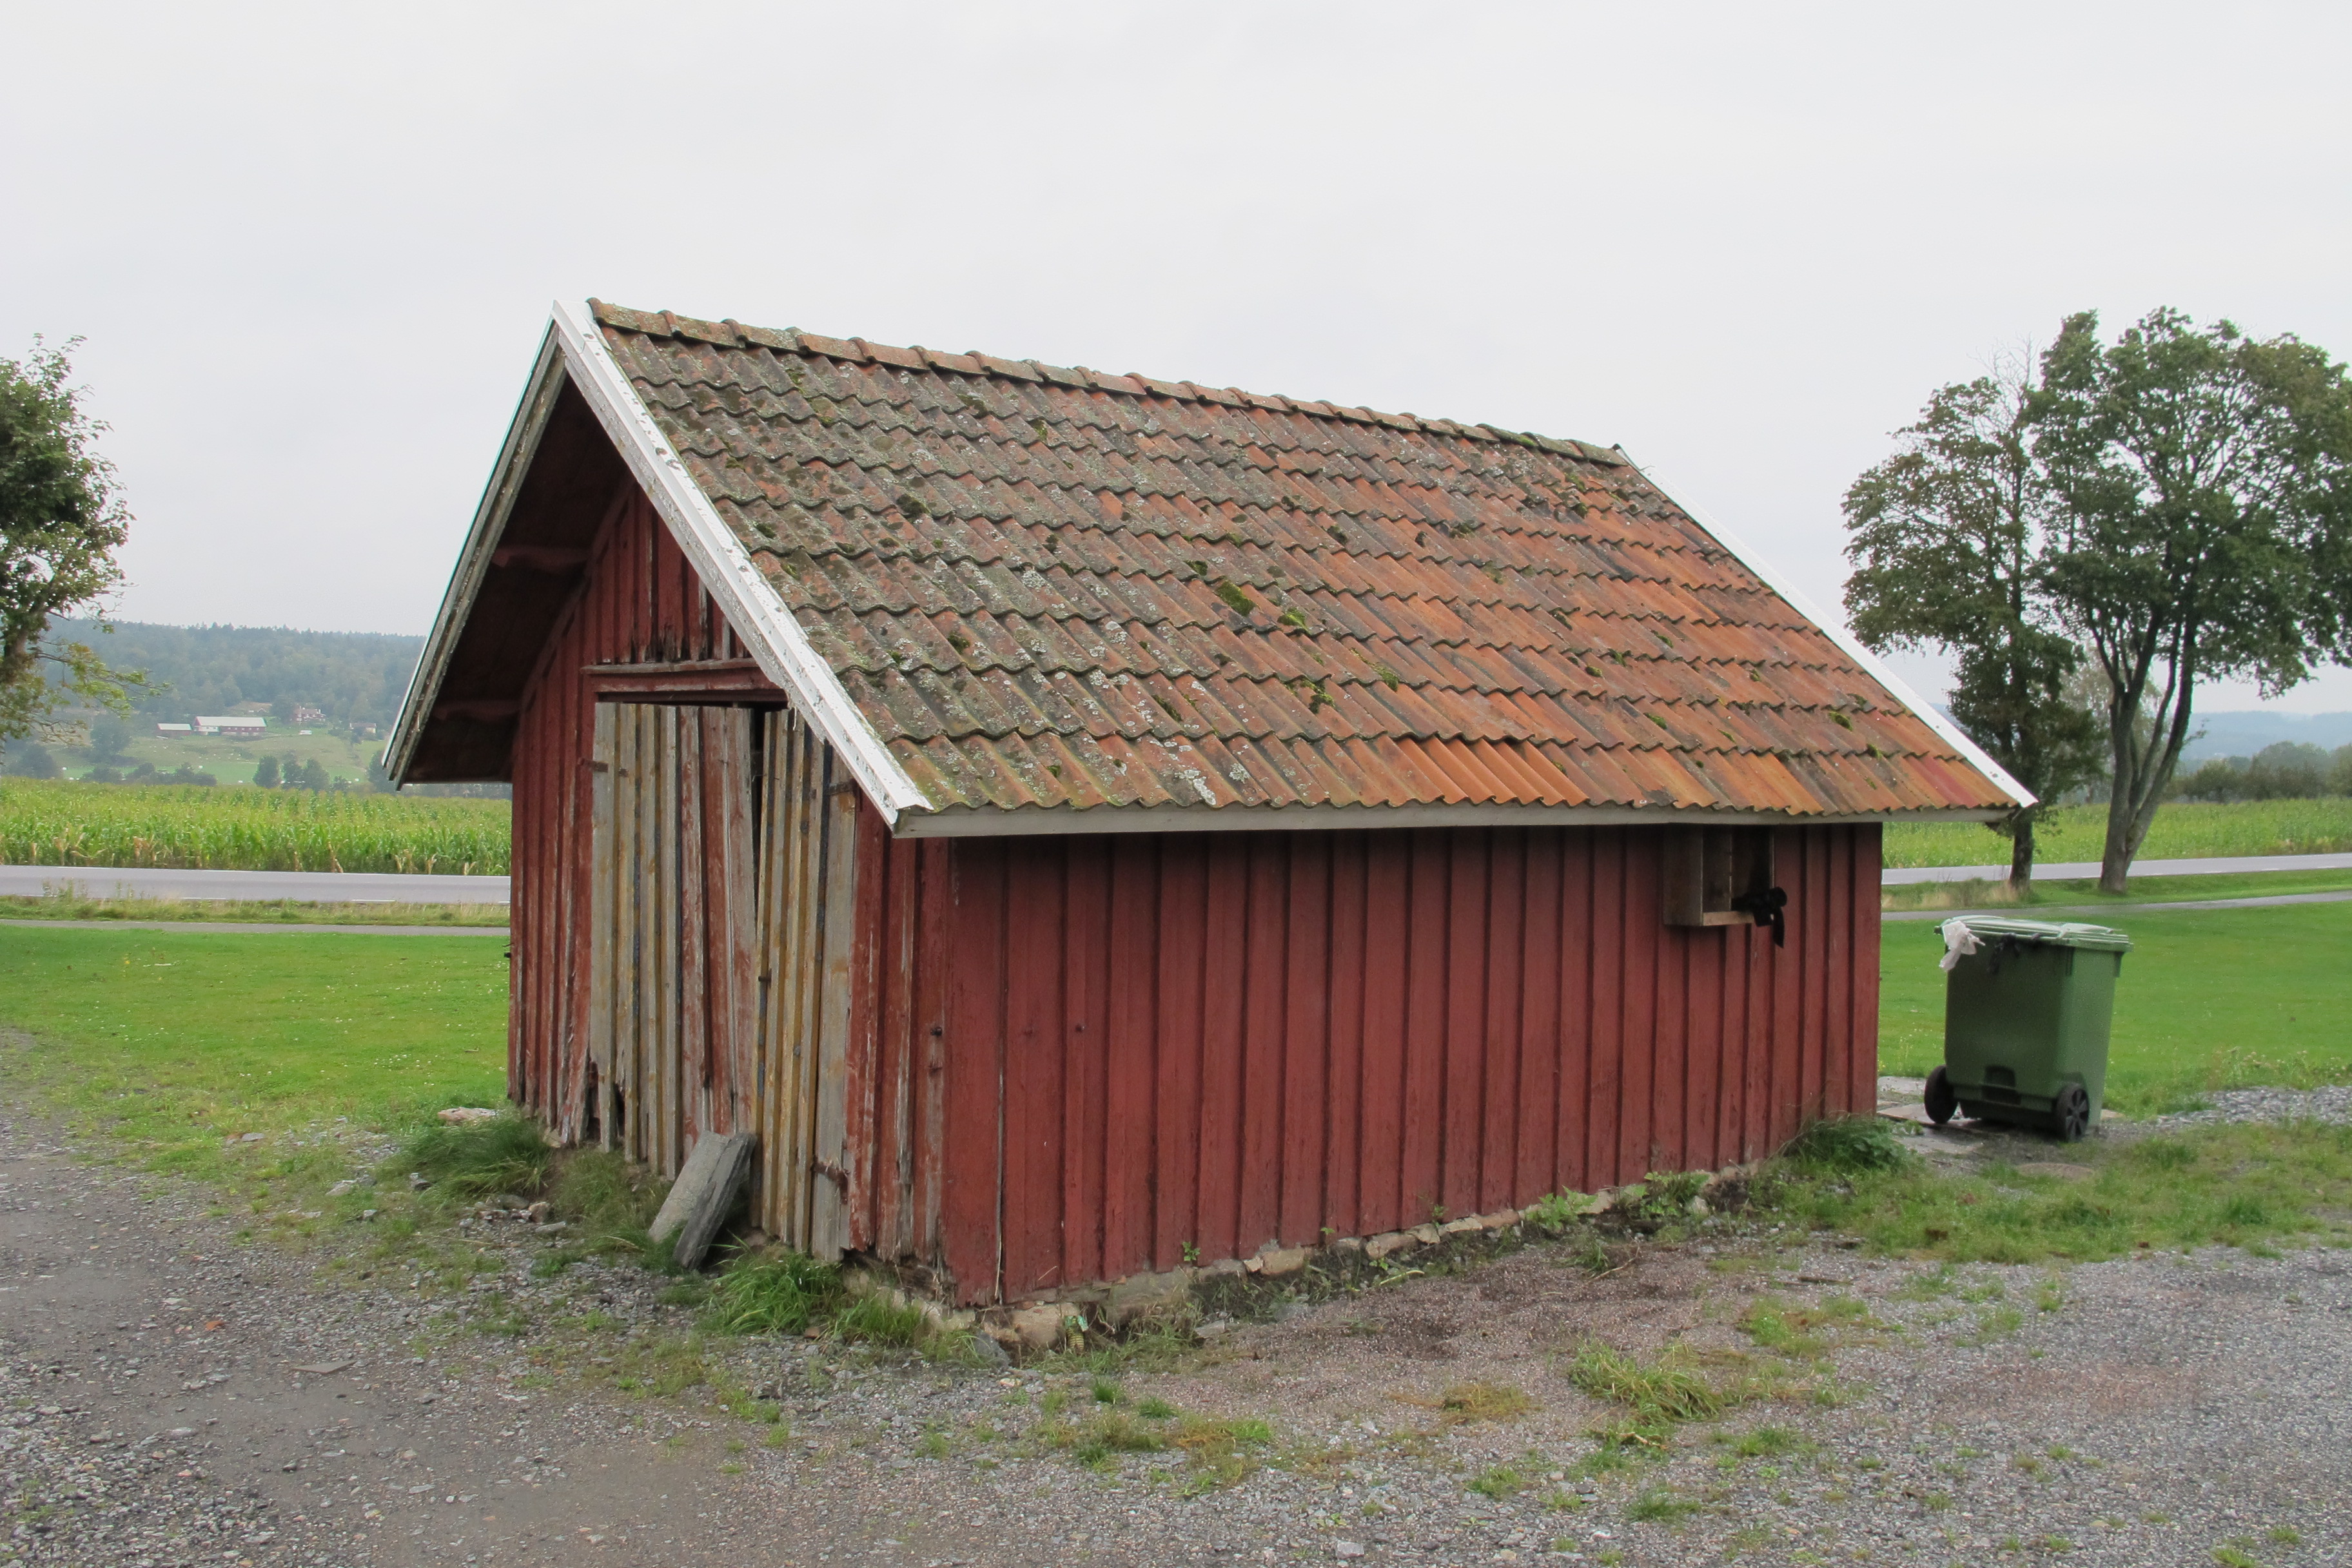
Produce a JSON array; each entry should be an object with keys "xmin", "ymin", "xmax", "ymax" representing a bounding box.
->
[{"xmin": 1731, "ymin": 885, "xmax": 1788, "ymax": 947}]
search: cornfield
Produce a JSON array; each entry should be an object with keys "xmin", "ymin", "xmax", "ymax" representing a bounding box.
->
[
  {"xmin": 1885, "ymin": 799, "xmax": 2352, "ymax": 869},
  {"xmin": 0, "ymin": 781, "xmax": 511, "ymax": 875}
]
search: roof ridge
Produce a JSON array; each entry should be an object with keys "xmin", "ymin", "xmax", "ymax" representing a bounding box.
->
[{"xmin": 585, "ymin": 298, "xmax": 1629, "ymax": 469}]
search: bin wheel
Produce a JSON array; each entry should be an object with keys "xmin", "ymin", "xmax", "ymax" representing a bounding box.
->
[
  {"xmin": 2054, "ymin": 1083, "xmax": 2090, "ymax": 1143},
  {"xmin": 1923, "ymin": 1066, "xmax": 1957, "ymax": 1126}
]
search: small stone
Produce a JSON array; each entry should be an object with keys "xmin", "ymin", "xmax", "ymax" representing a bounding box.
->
[
  {"xmin": 1010, "ymin": 1303, "xmax": 1066, "ymax": 1350},
  {"xmin": 1479, "ymin": 1209, "xmax": 1521, "ymax": 1230},
  {"xmin": 968, "ymin": 1331, "xmax": 1010, "ymax": 1366},
  {"xmin": 436, "ymin": 1107, "xmax": 498, "ymax": 1124},
  {"xmin": 1440, "ymin": 1217, "xmax": 1481, "ymax": 1235},
  {"xmin": 1335, "ymin": 1543, "xmax": 1366, "ymax": 1560},
  {"xmin": 1411, "ymin": 1222, "xmax": 1442, "ymax": 1245},
  {"xmin": 1365, "ymin": 1231, "xmax": 1418, "ymax": 1260},
  {"xmin": 524, "ymin": 1200, "xmax": 552, "ymax": 1224},
  {"xmin": 1243, "ymin": 1255, "xmax": 1264, "ymax": 1273},
  {"xmin": 1257, "ymin": 1246, "xmax": 1309, "ymax": 1277}
]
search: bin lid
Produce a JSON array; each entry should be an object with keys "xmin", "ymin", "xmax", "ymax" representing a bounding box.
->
[{"xmin": 1941, "ymin": 915, "xmax": 2132, "ymax": 953}]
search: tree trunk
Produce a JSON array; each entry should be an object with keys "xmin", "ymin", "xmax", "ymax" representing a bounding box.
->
[
  {"xmin": 2007, "ymin": 812, "xmax": 2035, "ymax": 896},
  {"xmin": 2098, "ymin": 792, "xmax": 2133, "ymax": 894}
]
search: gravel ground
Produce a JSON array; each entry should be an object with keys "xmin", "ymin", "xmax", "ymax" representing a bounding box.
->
[{"xmin": 6, "ymin": 1090, "xmax": 2346, "ymax": 1568}]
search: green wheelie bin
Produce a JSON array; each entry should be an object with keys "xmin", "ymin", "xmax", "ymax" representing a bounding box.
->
[{"xmin": 1924, "ymin": 916, "xmax": 2132, "ymax": 1142}]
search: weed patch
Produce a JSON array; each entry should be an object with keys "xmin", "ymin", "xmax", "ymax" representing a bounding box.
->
[
  {"xmin": 1761, "ymin": 1123, "xmax": 2352, "ymax": 1262},
  {"xmin": 702, "ymin": 1253, "xmax": 844, "ymax": 1336},
  {"xmin": 1565, "ymin": 1342, "xmax": 1743, "ymax": 1425}
]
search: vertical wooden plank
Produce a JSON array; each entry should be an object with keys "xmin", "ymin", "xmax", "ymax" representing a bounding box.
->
[
  {"xmin": 841, "ymin": 770, "xmax": 884, "ymax": 1250},
  {"xmin": 914, "ymin": 837, "xmax": 954, "ymax": 1266},
  {"xmin": 1002, "ymin": 840, "xmax": 1067, "ymax": 1294},
  {"xmin": 677, "ymin": 709, "xmax": 709, "ymax": 1150},
  {"xmin": 1554, "ymin": 828, "xmax": 1593, "ymax": 1196},
  {"xmin": 1322, "ymin": 834, "xmax": 1369, "ymax": 1242},
  {"xmin": 1801, "ymin": 828, "xmax": 1830, "ymax": 1125},
  {"xmin": 1102, "ymin": 835, "xmax": 1159, "ymax": 1280},
  {"xmin": 942, "ymin": 838, "xmax": 1006, "ymax": 1303},
  {"xmin": 1237, "ymin": 838, "xmax": 1288, "ymax": 1255},
  {"xmin": 1278, "ymin": 834, "xmax": 1330, "ymax": 1248},
  {"xmin": 1684, "ymin": 925, "xmax": 1724, "ymax": 1172},
  {"xmin": 1585, "ymin": 832, "xmax": 1623, "ymax": 1191},
  {"xmin": 1651, "ymin": 858, "xmax": 1689, "ymax": 1174},
  {"xmin": 867, "ymin": 800, "xmax": 916, "ymax": 1257},
  {"xmin": 1153, "ymin": 838, "xmax": 1208, "ymax": 1271},
  {"xmin": 1820, "ymin": 827, "xmax": 1850, "ymax": 1121},
  {"xmin": 1400, "ymin": 831, "xmax": 1449, "ymax": 1226},
  {"xmin": 586, "ymin": 704, "xmax": 616, "ymax": 1148},
  {"xmin": 1768, "ymin": 828, "xmax": 1803, "ymax": 1150},
  {"xmin": 1060, "ymin": 837, "xmax": 1110, "ymax": 1291},
  {"xmin": 1617, "ymin": 831, "xmax": 1658, "ymax": 1182},
  {"xmin": 1516, "ymin": 829, "xmax": 1562, "ymax": 1204},
  {"xmin": 1439, "ymin": 832, "xmax": 1490, "ymax": 1220},
  {"xmin": 1848, "ymin": 825, "xmax": 1884, "ymax": 1117},
  {"xmin": 1479, "ymin": 832, "xmax": 1524, "ymax": 1213},
  {"xmin": 808, "ymin": 756, "xmax": 861, "ymax": 1259},
  {"xmin": 1357, "ymin": 832, "xmax": 1410, "ymax": 1236},
  {"xmin": 721, "ymin": 709, "xmax": 760, "ymax": 1141},
  {"xmin": 1195, "ymin": 838, "xmax": 1248, "ymax": 1263}
]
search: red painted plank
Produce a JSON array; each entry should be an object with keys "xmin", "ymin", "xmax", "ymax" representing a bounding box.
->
[
  {"xmin": 1357, "ymin": 834, "xmax": 1410, "ymax": 1235},
  {"xmin": 1153, "ymin": 838, "xmax": 1208, "ymax": 1270},
  {"xmin": 1479, "ymin": 834, "xmax": 1524, "ymax": 1213},
  {"xmin": 941, "ymin": 839, "xmax": 1008, "ymax": 1303},
  {"xmin": 1003, "ymin": 844, "xmax": 1069, "ymax": 1297},
  {"xmin": 1102, "ymin": 836, "xmax": 1159, "ymax": 1279},
  {"xmin": 1515, "ymin": 830, "xmax": 1562, "ymax": 1204},
  {"xmin": 914, "ymin": 838, "xmax": 954, "ymax": 1263},
  {"xmin": 1279, "ymin": 835, "xmax": 1331, "ymax": 1246},
  {"xmin": 1553, "ymin": 830, "xmax": 1592, "ymax": 1194},
  {"xmin": 1400, "ymin": 832, "xmax": 1449, "ymax": 1226},
  {"xmin": 1848, "ymin": 826, "xmax": 1883, "ymax": 1115},
  {"xmin": 1195, "ymin": 839, "xmax": 1249, "ymax": 1262},
  {"xmin": 1322, "ymin": 835, "xmax": 1369, "ymax": 1242},
  {"xmin": 1440, "ymin": 831, "xmax": 1489, "ymax": 1220},
  {"xmin": 1585, "ymin": 834, "xmax": 1623, "ymax": 1191},
  {"xmin": 1061, "ymin": 837, "xmax": 1112, "ymax": 1290},
  {"xmin": 1236, "ymin": 839, "xmax": 1288, "ymax": 1257}
]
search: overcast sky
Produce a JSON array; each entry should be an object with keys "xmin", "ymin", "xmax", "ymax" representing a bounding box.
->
[{"xmin": 8, "ymin": 1, "xmax": 2350, "ymax": 712}]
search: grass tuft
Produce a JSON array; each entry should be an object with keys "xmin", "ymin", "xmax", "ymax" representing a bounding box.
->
[
  {"xmin": 1781, "ymin": 1115, "xmax": 1909, "ymax": 1174},
  {"xmin": 1565, "ymin": 1342, "xmax": 1740, "ymax": 1424},
  {"xmin": 395, "ymin": 1112, "xmax": 553, "ymax": 1198},
  {"xmin": 703, "ymin": 1253, "xmax": 844, "ymax": 1336}
]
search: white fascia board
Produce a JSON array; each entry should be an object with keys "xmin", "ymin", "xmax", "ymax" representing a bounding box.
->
[
  {"xmin": 893, "ymin": 801, "xmax": 2012, "ymax": 839},
  {"xmin": 386, "ymin": 326, "xmax": 569, "ymax": 785},
  {"xmin": 1616, "ymin": 448, "xmax": 2037, "ymax": 811},
  {"xmin": 551, "ymin": 300, "xmax": 930, "ymax": 824}
]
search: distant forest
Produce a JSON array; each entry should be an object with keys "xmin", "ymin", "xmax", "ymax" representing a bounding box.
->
[{"xmin": 45, "ymin": 620, "xmax": 424, "ymax": 727}]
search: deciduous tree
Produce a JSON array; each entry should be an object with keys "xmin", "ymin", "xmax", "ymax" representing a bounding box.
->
[
  {"xmin": 1843, "ymin": 360, "xmax": 2102, "ymax": 888},
  {"xmin": 1, "ymin": 340, "xmax": 145, "ymax": 741},
  {"xmin": 2034, "ymin": 309, "xmax": 2352, "ymax": 891}
]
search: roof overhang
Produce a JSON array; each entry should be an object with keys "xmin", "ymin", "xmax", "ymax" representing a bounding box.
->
[
  {"xmin": 891, "ymin": 801, "xmax": 2015, "ymax": 839},
  {"xmin": 387, "ymin": 304, "xmax": 930, "ymax": 823}
]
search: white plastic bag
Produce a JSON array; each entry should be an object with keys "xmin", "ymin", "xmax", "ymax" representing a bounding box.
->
[{"xmin": 1937, "ymin": 919, "xmax": 1982, "ymax": 972}]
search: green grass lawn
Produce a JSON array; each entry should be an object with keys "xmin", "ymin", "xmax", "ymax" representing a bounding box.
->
[
  {"xmin": 0, "ymin": 926, "xmax": 507, "ymax": 1185},
  {"xmin": 1879, "ymin": 900, "xmax": 2352, "ymax": 1115},
  {"xmin": 1884, "ymin": 798, "xmax": 2352, "ymax": 867}
]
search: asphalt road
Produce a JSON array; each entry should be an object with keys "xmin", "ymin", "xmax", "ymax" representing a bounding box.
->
[{"xmin": 0, "ymin": 866, "xmax": 510, "ymax": 904}]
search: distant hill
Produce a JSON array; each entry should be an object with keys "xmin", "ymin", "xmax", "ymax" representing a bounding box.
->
[
  {"xmin": 44, "ymin": 620, "xmax": 424, "ymax": 728},
  {"xmin": 2180, "ymin": 710, "xmax": 2352, "ymax": 761}
]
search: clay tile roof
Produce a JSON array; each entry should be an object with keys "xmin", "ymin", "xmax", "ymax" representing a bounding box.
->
[{"xmin": 585, "ymin": 300, "xmax": 2021, "ymax": 823}]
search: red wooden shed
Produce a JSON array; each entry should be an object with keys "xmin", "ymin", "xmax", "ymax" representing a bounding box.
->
[{"xmin": 389, "ymin": 302, "xmax": 2025, "ymax": 1306}]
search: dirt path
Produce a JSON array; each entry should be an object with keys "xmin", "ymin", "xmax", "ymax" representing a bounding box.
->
[{"xmin": 5, "ymin": 1104, "xmax": 2344, "ymax": 1568}]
